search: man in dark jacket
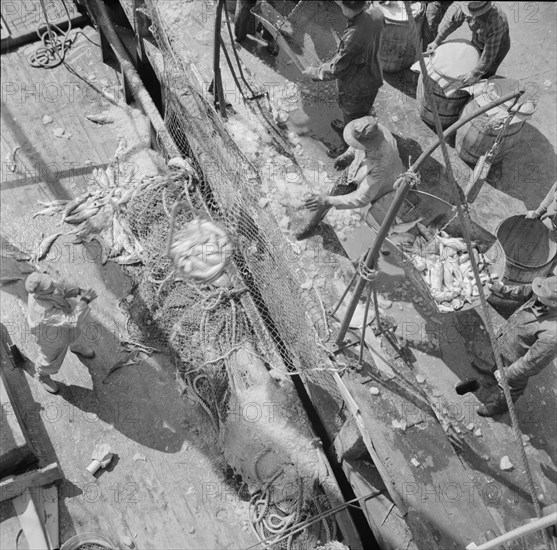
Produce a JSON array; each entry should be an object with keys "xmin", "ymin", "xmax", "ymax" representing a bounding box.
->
[
  {"xmin": 422, "ymin": 1, "xmax": 453, "ymax": 47},
  {"xmin": 303, "ymin": 1, "xmax": 385, "ymax": 157},
  {"xmin": 426, "ymin": 1, "xmax": 510, "ymax": 85},
  {"xmin": 474, "ymin": 276, "xmax": 557, "ymax": 417}
]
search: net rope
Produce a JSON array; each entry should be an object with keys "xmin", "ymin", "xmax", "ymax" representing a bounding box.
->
[{"xmin": 403, "ymin": 3, "xmax": 551, "ymax": 548}]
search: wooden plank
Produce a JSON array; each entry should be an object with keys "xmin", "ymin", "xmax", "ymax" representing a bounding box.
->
[
  {"xmin": 342, "ymin": 461, "xmax": 418, "ymax": 550},
  {"xmin": 0, "ymin": 464, "xmax": 63, "ymax": 503},
  {"xmin": 0, "ymin": 344, "xmax": 37, "ymax": 476},
  {"xmin": 36, "ymin": 485, "xmax": 59, "ymax": 550},
  {"xmin": 12, "ymin": 488, "xmax": 49, "ymax": 550}
]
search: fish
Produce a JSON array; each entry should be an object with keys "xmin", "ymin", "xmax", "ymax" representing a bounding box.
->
[
  {"xmin": 0, "ymin": 276, "xmax": 23, "ymax": 286},
  {"xmin": 61, "ymin": 193, "xmax": 91, "ymax": 222},
  {"xmin": 117, "ymin": 187, "xmax": 135, "ymax": 206},
  {"xmin": 389, "ymin": 232, "xmax": 415, "ymax": 247},
  {"xmin": 37, "ymin": 199, "xmax": 69, "ymax": 207},
  {"xmin": 33, "ymin": 206, "xmax": 63, "ymax": 219},
  {"xmin": 64, "ymin": 207, "xmax": 101, "ymax": 225},
  {"xmin": 113, "ymin": 252, "xmax": 142, "ymax": 265},
  {"xmin": 390, "ymin": 217, "xmax": 424, "ymax": 235},
  {"xmin": 85, "ymin": 113, "xmax": 114, "ymax": 125},
  {"xmin": 32, "ymin": 232, "xmax": 63, "ymax": 261},
  {"xmin": 93, "ymin": 168, "xmax": 110, "ymax": 187}
]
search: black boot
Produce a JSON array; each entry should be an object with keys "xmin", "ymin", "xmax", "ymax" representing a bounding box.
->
[{"xmin": 477, "ymin": 387, "xmax": 518, "ymax": 418}]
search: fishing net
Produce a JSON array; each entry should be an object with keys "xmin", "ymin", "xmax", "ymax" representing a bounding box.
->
[
  {"xmin": 123, "ymin": 170, "xmax": 337, "ymax": 548},
  {"xmin": 112, "ymin": 2, "xmax": 352, "ymax": 546}
]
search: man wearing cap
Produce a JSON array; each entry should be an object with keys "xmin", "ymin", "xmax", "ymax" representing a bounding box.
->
[
  {"xmin": 474, "ymin": 275, "xmax": 557, "ymax": 417},
  {"xmin": 25, "ymin": 273, "xmax": 98, "ymax": 394},
  {"xmin": 426, "ymin": 1, "xmax": 510, "ymax": 86},
  {"xmin": 303, "ymin": 116, "xmax": 404, "ymax": 215},
  {"xmin": 302, "ymin": 1, "xmax": 385, "ymax": 158}
]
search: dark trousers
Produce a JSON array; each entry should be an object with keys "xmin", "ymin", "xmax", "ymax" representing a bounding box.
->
[
  {"xmin": 422, "ymin": 1, "xmax": 453, "ymax": 47},
  {"xmin": 340, "ymin": 85, "xmax": 380, "ymax": 129}
]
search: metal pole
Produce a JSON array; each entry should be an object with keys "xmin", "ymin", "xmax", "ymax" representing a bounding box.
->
[
  {"xmin": 335, "ymin": 89, "xmax": 524, "ymax": 345},
  {"xmin": 213, "ymin": 0, "xmax": 227, "ymax": 118}
]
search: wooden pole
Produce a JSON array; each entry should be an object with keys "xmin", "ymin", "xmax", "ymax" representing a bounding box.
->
[
  {"xmin": 84, "ymin": 0, "xmax": 180, "ymax": 158},
  {"xmin": 213, "ymin": 0, "xmax": 227, "ymax": 118},
  {"xmin": 335, "ymin": 89, "xmax": 524, "ymax": 345}
]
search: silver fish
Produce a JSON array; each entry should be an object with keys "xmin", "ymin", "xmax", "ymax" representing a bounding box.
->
[
  {"xmin": 113, "ymin": 252, "xmax": 142, "ymax": 265},
  {"xmin": 0, "ymin": 276, "xmax": 23, "ymax": 286},
  {"xmin": 390, "ymin": 217, "xmax": 424, "ymax": 235},
  {"xmin": 61, "ymin": 193, "xmax": 91, "ymax": 222},
  {"xmin": 33, "ymin": 206, "xmax": 62, "ymax": 219},
  {"xmin": 33, "ymin": 232, "xmax": 63, "ymax": 261},
  {"xmin": 37, "ymin": 199, "xmax": 69, "ymax": 207},
  {"xmin": 64, "ymin": 207, "xmax": 101, "ymax": 225}
]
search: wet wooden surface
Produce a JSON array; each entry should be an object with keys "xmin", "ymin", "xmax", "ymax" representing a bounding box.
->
[{"xmin": 0, "ymin": 25, "xmax": 257, "ymax": 550}]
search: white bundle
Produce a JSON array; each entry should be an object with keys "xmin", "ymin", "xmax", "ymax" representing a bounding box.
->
[{"xmin": 169, "ymin": 218, "xmax": 234, "ymax": 284}]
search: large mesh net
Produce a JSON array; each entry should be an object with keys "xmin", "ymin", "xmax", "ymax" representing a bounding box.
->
[{"xmin": 112, "ymin": 2, "xmax": 349, "ymax": 546}]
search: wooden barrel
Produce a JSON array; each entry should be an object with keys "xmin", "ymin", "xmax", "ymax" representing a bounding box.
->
[
  {"xmin": 455, "ymin": 99, "xmax": 527, "ymax": 165},
  {"xmin": 377, "ymin": 2, "xmax": 425, "ymax": 73},
  {"xmin": 416, "ymin": 73, "xmax": 470, "ymax": 128}
]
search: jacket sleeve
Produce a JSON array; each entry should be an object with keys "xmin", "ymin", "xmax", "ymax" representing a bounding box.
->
[
  {"xmin": 498, "ymin": 284, "xmax": 533, "ymax": 302},
  {"xmin": 535, "ymin": 181, "xmax": 557, "ymax": 217},
  {"xmin": 506, "ymin": 335, "xmax": 557, "ymax": 379},
  {"xmin": 316, "ymin": 27, "xmax": 359, "ymax": 81},
  {"xmin": 435, "ymin": 4, "xmax": 465, "ymax": 43},
  {"xmin": 40, "ymin": 300, "xmax": 90, "ymax": 329},
  {"xmin": 473, "ymin": 18, "xmax": 508, "ymax": 77}
]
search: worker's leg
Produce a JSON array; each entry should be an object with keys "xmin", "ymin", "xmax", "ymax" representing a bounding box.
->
[
  {"xmin": 482, "ymin": 38, "xmax": 511, "ymax": 78},
  {"xmin": 504, "ymin": 358, "xmax": 549, "ymax": 399},
  {"xmin": 422, "ymin": 2, "xmax": 448, "ymax": 49},
  {"xmin": 35, "ymin": 345, "xmax": 68, "ymax": 394},
  {"xmin": 69, "ymin": 326, "xmax": 95, "ymax": 359},
  {"xmin": 234, "ymin": 0, "xmax": 257, "ymax": 42}
]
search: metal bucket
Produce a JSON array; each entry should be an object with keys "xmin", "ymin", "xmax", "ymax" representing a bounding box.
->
[{"xmin": 495, "ymin": 215, "xmax": 557, "ymax": 284}]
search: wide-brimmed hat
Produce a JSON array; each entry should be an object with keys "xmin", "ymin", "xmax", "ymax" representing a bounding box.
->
[
  {"xmin": 461, "ymin": 1, "xmax": 492, "ymax": 17},
  {"xmin": 532, "ymin": 275, "xmax": 557, "ymax": 307},
  {"xmin": 343, "ymin": 116, "xmax": 380, "ymax": 150},
  {"xmin": 25, "ymin": 273, "xmax": 53, "ymax": 294}
]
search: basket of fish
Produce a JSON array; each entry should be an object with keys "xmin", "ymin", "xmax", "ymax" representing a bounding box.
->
[
  {"xmin": 365, "ymin": 191, "xmax": 495, "ymax": 313},
  {"xmin": 167, "ymin": 202, "xmax": 234, "ymax": 285},
  {"xmin": 410, "ymin": 231, "xmax": 494, "ymax": 312}
]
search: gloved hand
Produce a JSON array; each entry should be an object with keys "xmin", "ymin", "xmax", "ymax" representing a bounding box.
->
[{"xmin": 525, "ymin": 210, "xmax": 540, "ymax": 219}]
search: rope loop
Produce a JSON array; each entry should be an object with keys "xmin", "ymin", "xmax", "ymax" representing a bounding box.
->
[{"xmin": 358, "ymin": 257, "xmax": 377, "ymax": 282}]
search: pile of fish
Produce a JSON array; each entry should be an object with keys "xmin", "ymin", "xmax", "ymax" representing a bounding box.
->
[
  {"xmin": 31, "ymin": 153, "xmax": 184, "ymax": 265},
  {"xmin": 411, "ymin": 231, "xmax": 493, "ymax": 312}
]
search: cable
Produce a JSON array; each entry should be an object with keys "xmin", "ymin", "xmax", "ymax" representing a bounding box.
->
[{"xmin": 403, "ymin": 4, "xmax": 552, "ymax": 549}]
